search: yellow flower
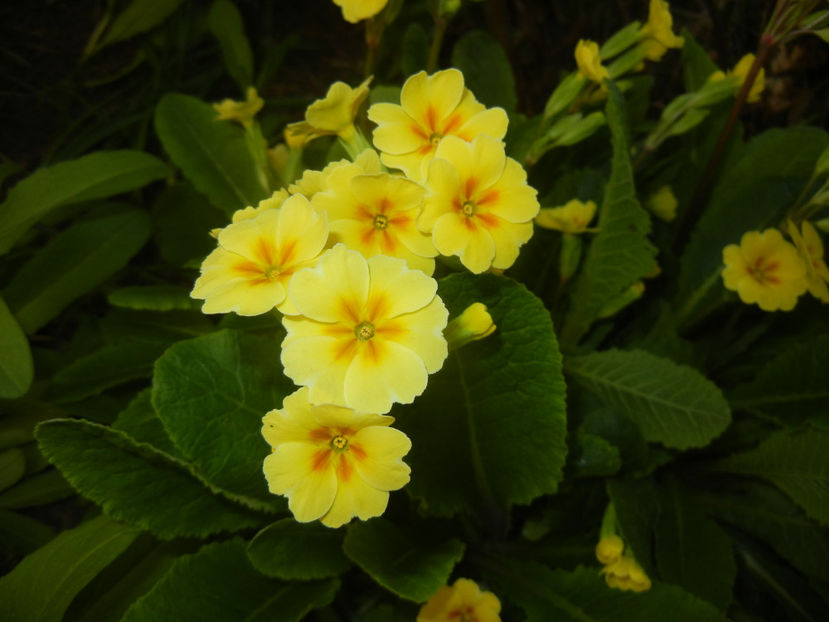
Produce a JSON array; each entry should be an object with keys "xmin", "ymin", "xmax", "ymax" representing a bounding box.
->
[
  {"xmin": 601, "ymin": 556, "xmax": 652, "ymax": 592},
  {"xmin": 368, "ymin": 69, "xmax": 509, "ymax": 181},
  {"xmin": 191, "ymin": 194, "xmax": 328, "ymax": 316},
  {"xmin": 575, "ymin": 40, "xmax": 609, "ymax": 84},
  {"xmin": 230, "ymin": 189, "xmax": 290, "ymax": 224},
  {"xmin": 646, "ymin": 185, "xmax": 678, "ymax": 222},
  {"xmin": 787, "ymin": 220, "xmax": 829, "ymax": 302},
  {"xmin": 595, "ymin": 534, "xmax": 625, "ymax": 565},
  {"xmin": 729, "ymin": 54, "xmax": 764, "ymax": 103},
  {"xmin": 444, "ymin": 303, "xmax": 496, "ymax": 351},
  {"xmin": 535, "ymin": 199, "xmax": 597, "ymax": 233},
  {"xmin": 285, "ymin": 77, "xmax": 373, "ymax": 146},
  {"xmin": 332, "ymin": 0, "xmax": 389, "ymax": 23},
  {"xmin": 638, "ymin": 0, "xmax": 684, "ymax": 62},
  {"xmin": 262, "ymin": 387, "xmax": 410, "ymax": 528},
  {"xmin": 281, "ymin": 244, "xmax": 448, "ymax": 414},
  {"xmin": 419, "ymin": 135, "xmax": 539, "ymax": 274},
  {"xmin": 418, "ymin": 578, "xmax": 502, "ymax": 622},
  {"xmin": 213, "ymin": 87, "xmax": 265, "ymax": 128},
  {"xmin": 289, "ymin": 149, "xmax": 383, "ymax": 200},
  {"xmin": 721, "ymin": 229, "xmax": 808, "ymax": 311}
]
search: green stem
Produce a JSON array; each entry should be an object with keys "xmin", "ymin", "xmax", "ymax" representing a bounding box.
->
[{"xmin": 427, "ymin": 15, "xmax": 448, "ymax": 73}]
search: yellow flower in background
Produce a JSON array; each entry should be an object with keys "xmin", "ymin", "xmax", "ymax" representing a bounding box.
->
[
  {"xmin": 418, "ymin": 578, "xmax": 502, "ymax": 622},
  {"xmin": 191, "ymin": 194, "xmax": 328, "ymax": 316},
  {"xmin": 601, "ymin": 556, "xmax": 652, "ymax": 592},
  {"xmin": 444, "ymin": 302, "xmax": 496, "ymax": 351},
  {"xmin": 262, "ymin": 387, "xmax": 410, "ymax": 528},
  {"xmin": 313, "ymin": 170, "xmax": 437, "ymax": 274},
  {"xmin": 285, "ymin": 77, "xmax": 373, "ymax": 146},
  {"xmin": 646, "ymin": 185, "xmax": 678, "ymax": 222},
  {"xmin": 281, "ymin": 245, "xmax": 448, "ymax": 414},
  {"xmin": 535, "ymin": 199, "xmax": 597, "ymax": 233},
  {"xmin": 787, "ymin": 220, "xmax": 829, "ymax": 302},
  {"xmin": 213, "ymin": 87, "xmax": 264, "ymax": 128},
  {"xmin": 575, "ymin": 40, "xmax": 609, "ymax": 84},
  {"xmin": 722, "ymin": 229, "xmax": 808, "ymax": 311},
  {"xmin": 332, "ymin": 0, "xmax": 389, "ymax": 23},
  {"xmin": 229, "ymin": 189, "xmax": 290, "ymax": 224},
  {"xmin": 638, "ymin": 0, "xmax": 684, "ymax": 61},
  {"xmin": 595, "ymin": 534, "xmax": 625, "ymax": 565},
  {"xmin": 730, "ymin": 54, "xmax": 764, "ymax": 103},
  {"xmin": 368, "ymin": 69, "xmax": 509, "ymax": 181},
  {"xmin": 289, "ymin": 149, "xmax": 383, "ymax": 199},
  {"xmin": 419, "ymin": 135, "xmax": 539, "ymax": 274}
]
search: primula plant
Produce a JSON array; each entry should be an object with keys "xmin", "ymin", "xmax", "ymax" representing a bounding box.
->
[{"xmin": 2, "ymin": 1, "xmax": 829, "ymax": 621}]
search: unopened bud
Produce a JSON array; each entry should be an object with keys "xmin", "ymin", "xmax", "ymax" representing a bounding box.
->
[{"xmin": 445, "ymin": 303, "xmax": 496, "ymax": 351}]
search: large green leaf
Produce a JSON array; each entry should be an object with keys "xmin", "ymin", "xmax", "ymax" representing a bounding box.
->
[
  {"xmin": 0, "ymin": 295, "xmax": 32, "ymax": 398},
  {"xmin": 35, "ymin": 419, "xmax": 265, "ymax": 539},
  {"xmin": 113, "ymin": 389, "xmax": 183, "ymax": 459},
  {"xmin": 0, "ymin": 151, "xmax": 165, "ymax": 254},
  {"xmin": 674, "ymin": 126, "xmax": 829, "ymax": 325},
  {"xmin": 680, "ymin": 29, "xmax": 719, "ymax": 92},
  {"xmin": 3, "ymin": 208, "xmax": 152, "ymax": 334},
  {"xmin": 710, "ymin": 429, "xmax": 829, "ymax": 527},
  {"xmin": 451, "ymin": 30, "xmax": 517, "ymax": 113},
  {"xmin": 565, "ymin": 349, "xmax": 731, "ymax": 449},
  {"xmin": 0, "ymin": 448, "xmax": 25, "ymax": 492},
  {"xmin": 152, "ymin": 330, "xmax": 293, "ymax": 510},
  {"xmin": 343, "ymin": 518, "xmax": 465, "ymax": 602},
  {"xmin": 0, "ymin": 514, "xmax": 138, "ymax": 622},
  {"xmin": 561, "ymin": 82, "xmax": 657, "ymax": 345},
  {"xmin": 154, "ymin": 94, "xmax": 269, "ymax": 215},
  {"xmin": 121, "ymin": 539, "xmax": 338, "ymax": 622},
  {"xmin": 0, "ymin": 469, "xmax": 74, "ymax": 509},
  {"xmin": 0, "ymin": 509, "xmax": 55, "ymax": 557},
  {"xmin": 108, "ymin": 285, "xmax": 201, "ymax": 311},
  {"xmin": 247, "ymin": 518, "xmax": 350, "ymax": 580},
  {"xmin": 208, "ymin": 0, "xmax": 254, "ymax": 91},
  {"xmin": 95, "ymin": 0, "xmax": 185, "ymax": 51},
  {"xmin": 151, "ymin": 182, "xmax": 226, "ymax": 266},
  {"xmin": 606, "ymin": 479, "xmax": 659, "ymax": 576},
  {"xmin": 395, "ymin": 273, "xmax": 567, "ymax": 517}
]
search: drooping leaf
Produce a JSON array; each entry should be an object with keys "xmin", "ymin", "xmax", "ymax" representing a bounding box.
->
[
  {"xmin": 451, "ymin": 30, "xmax": 517, "ymax": 113},
  {"xmin": 0, "ymin": 296, "xmax": 32, "ymax": 398},
  {"xmin": 35, "ymin": 419, "xmax": 265, "ymax": 539},
  {"xmin": 0, "ymin": 151, "xmax": 165, "ymax": 254},
  {"xmin": 565, "ymin": 349, "xmax": 731, "ymax": 449},
  {"xmin": 154, "ymin": 94, "xmax": 269, "ymax": 215},
  {"xmin": 121, "ymin": 539, "xmax": 338, "ymax": 622},
  {"xmin": 0, "ymin": 514, "xmax": 138, "ymax": 622},
  {"xmin": 112, "ymin": 389, "xmax": 183, "ymax": 459},
  {"xmin": 3, "ymin": 208, "xmax": 152, "ymax": 334},
  {"xmin": 247, "ymin": 518, "xmax": 350, "ymax": 580},
  {"xmin": 561, "ymin": 82, "xmax": 657, "ymax": 345},
  {"xmin": 208, "ymin": 0, "xmax": 255, "ymax": 91},
  {"xmin": 96, "ymin": 0, "xmax": 185, "ymax": 51},
  {"xmin": 152, "ymin": 330, "xmax": 293, "ymax": 510},
  {"xmin": 396, "ymin": 273, "xmax": 567, "ymax": 517},
  {"xmin": 108, "ymin": 286, "xmax": 201, "ymax": 311},
  {"xmin": 343, "ymin": 518, "xmax": 465, "ymax": 602}
]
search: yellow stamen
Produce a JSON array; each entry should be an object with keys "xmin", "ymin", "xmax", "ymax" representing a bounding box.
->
[
  {"xmin": 355, "ymin": 321, "xmax": 375, "ymax": 341},
  {"xmin": 330, "ymin": 435, "xmax": 348, "ymax": 450},
  {"xmin": 373, "ymin": 214, "xmax": 389, "ymax": 230}
]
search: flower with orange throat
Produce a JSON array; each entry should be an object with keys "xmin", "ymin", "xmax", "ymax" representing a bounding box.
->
[
  {"xmin": 289, "ymin": 149, "xmax": 383, "ymax": 200},
  {"xmin": 284, "ymin": 77, "xmax": 372, "ymax": 146},
  {"xmin": 281, "ymin": 244, "xmax": 448, "ymax": 414},
  {"xmin": 575, "ymin": 39, "xmax": 609, "ymax": 84},
  {"xmin": 367, "ymin": 69, "xmax": 509, "ymax": 181},
  {"xmin": 419, "ymin": 134, "xmax": 539, "ymax": 274},
  {"xmin": 788, "ymin": 220, "xmax": 829, "ymax": 302},
  {"xmin": 721, "ymin": 228, "xmax": 808, "ymax": 311},
  {"xmin": 262, "ymin": 387, "xmax": 410, "ymax": 528},
  {"xmin": 191, "ymin": 194, "xmax": 328, "ymax": 316},
  {"xmin": 417, "ymin": 578, "xmax": 502, "ymax": 622},
  {"xmin": 312, "ymin": 168, "xmax": 437, "ymax": 275}
]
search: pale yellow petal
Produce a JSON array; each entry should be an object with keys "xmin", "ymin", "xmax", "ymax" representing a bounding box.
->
[
  {"xmin": 489, "ymin": 219, "xmax": 534, "ymax": 270},
  {"xmin": 263, "ymin": 443, "xmax": 338, "ymax": 522},
  {"xmin": 262, "ymin": 387, "xmax": 322, "ymax": 447},
  {"xmin": 350, "ymin": 426, "xmax": 412, "ymax": 490},
  {"xmin": 400, "ymin": 69, "xmax": 465, "ymax": 132},
  {"xmin": 368, "ymin": 102, "xmax": 425, "ymax": 155},
  {"xmin": 351, "ymin": 173, "xmax": 425, "ymax": 210},
  {"xmin": 419, "ymin": 158, "xmax": 461, "ymax": 232},
  {"xmin": 344, "ymin": 339, "xmax": 428, "ymax": 413},
  {"xmin": 199, "ymin": 278, "xmax": 285, "ymax": 316},
  {"xmin": 433, "ymin": 212, "xmax": 496, "ymax": 273},
  {"xmin": 380, "ymin": 297, "xmax": 448, "ymax": 373},
  {"xmin": 280, "ymin": 331, "xmax": 352, "ymax": 407},
  {"xmin": 217, "ymin": 210, "xmax": 278, "ymax": 261},
  {"xmin": 320, "ymin": 467, "xmax": 389, "ymax": 527},
  {"xmin": 366, "ymin": 254, "xmax": 437, "ymax": 318},
  {"xmin": 434, "ymin": 135, "xmax": 506, "ymax": 195},
  {"xmin": 380, "ymin": 150, "xmax": 429, "ymax": 181},
  {"xmin": 487, "ymin": 158, "xmax": 540, "ymax": 223},
  {"xmin": 454, "ymin": 100, "xmax": 508, "ymax": 142},
  {"xmin": 288, "ymin": 245, "xmax": 369, "ymax": 322},
  {"xmin": 276, "ymin": 194, "xmax": 329, "ymax": 263}
]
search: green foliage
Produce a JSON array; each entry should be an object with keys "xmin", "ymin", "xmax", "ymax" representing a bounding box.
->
[
  {"xmin": 607, "ymin": 479, "xmax": 659, "ymax": 575},
  {"xmin": 0, "ymin": 296, "xmax": 32, "ymax": 398},
  {"xmin": 92, "ymin": 0, "xmax": 185, "ymax": 52},
  {"xmin": 0, "ymin": 448, "xmax": 26, "ymax": 492},
  {"xmin": 208, "ymin": 0, "xmax": 255, "ymax": 92},
  {"xmin": 452, "ymin": 30, "xmax": 517, "ymax": 113},
  {"xmin": 112, "ymin": 390, "xmax": 183, "ymax": 459},
  {"xmin": 108, "ymin": 286, "xmax": 201, "ymax": 312}
]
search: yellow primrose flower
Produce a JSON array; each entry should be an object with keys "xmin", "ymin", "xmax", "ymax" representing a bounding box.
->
[
  {"xmin": 595, "ymin": 534, "xmax": 625, "ymax": 565},
  {"xmin": 787, "ymin": 220, "xmax": 829, "ymax": 302},
  {"xmin": 368, "ymin": 69, "xmax": 509, "ymax": 181},
  {"xmin": 313, "ymin": 169, "xmax": 437, "ymax": 275},
  {"xmin": 601, "ymin": 556, "xmax": 652, "ymax": 592},
  {"xmin": 535, "ymin": 199, "xmax": 597, "ymax": 234},
  {"xmin": 721, "ymin": 229, "xmax": 808, "ymax": 311},
  {"xmin": 419, "ymin": 135, "xmax": 539, "ymax": 274},
  {"xmin": 638, "ymin": 0, "xmax": 684, "ymax": 62},
  {"xmin": 285, "ymin": 77, "xmax": 373, "ymax": 145},
  {"xmin": 417, "ymin": 578, "xmax": 502, "ymax": 622},
  {"xmin": 281, "ymin": 244, "xmax": 448, "ymax": 414},
  {"xmin": 213, "ymin": 87, "xmax": 265, "ymax": 128},
  {"xmin": 332, "ymin": 0, "xmax": 389, "ymax": 23},
  {"xmin": 444, "ymin": 302, "xmax": 496, "ymax": 351},
  {"xmin": 289, "ymin": 149, "xmax": 383, "ymax": 200},
  {"xmin": 730, "ymin": 54, "xmax": 764, "ymax": 103},
  {"xmin": 646, "ymin": 185, "xmax": 678, "ymax": 222},
  {"xmin": 230, "ymin": 189, "xmax": 290, "ymax": 224},
  {"xmin": 575, "ymin": 40, "xmax": 609, "ymax": 84},
  {"xmin": 191, "ymin": 194, "xmax": 328, "ymax": 316},
  {"xmin": 262, "ymin": 387, "xmax": 410, "ymax": 528}
]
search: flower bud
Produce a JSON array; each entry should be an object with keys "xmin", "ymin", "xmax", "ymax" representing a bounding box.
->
[{"xmin": 445, "ymin": 303, "xmax": 496, "ymax": 351}]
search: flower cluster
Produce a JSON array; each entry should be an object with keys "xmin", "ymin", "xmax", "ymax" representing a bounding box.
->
[
  {"xmin": 595, "ymin": 504, "xmax": 651, "ymax": 593},
  {"xmin": 418, "ymin": 578, "xmax": 502, "ymax": 622}
]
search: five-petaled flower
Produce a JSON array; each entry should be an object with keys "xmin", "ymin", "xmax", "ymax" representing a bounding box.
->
[
  {"xmin": 281, "ymin": 244, "xmax": 448, "ymax": 414},
  {"xmin": 285, "ymin": 77, "xmax": 372, "ymax": 146},
  {"xmin": 368, "ymin": 69, "xmax": 508, "ymax": 181},
  {"xmin": 262, "ymin": 387, "xmax": 411, "ymax": 528},
  {"xmin": 417, "ymin": 578, "xmax": 502, "ymax": 622},
  {"xmin": 535, "ymin": 199, "xmax": 597, "ymax": 233}
]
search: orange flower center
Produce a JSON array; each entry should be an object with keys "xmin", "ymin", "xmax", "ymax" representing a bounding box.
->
[
  {"xmin": 449, "ymin": 607, "xmax": 478, "ymax": 622},
  {"xmin": 748, "ymin": 256, "xmax": 780, "ymax": 285}
]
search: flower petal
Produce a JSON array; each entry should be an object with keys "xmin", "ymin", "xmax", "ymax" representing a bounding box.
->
[
  {"xmin": 489, "ymin": 219, "xmax": 534, "ymax": 270},
  {"xmin": 276, "ymin": 194, "xmax": 329, "ymax": 264},
  {"xmin": 344, "ymin": 339, "xmax": 428, "ymax": 413},
  {"xmin": 280, "ymin": 331, "xmax": 353, "ymax": 407},
  {"xmin": 263, "ymin": 442, "xmax": 337, "ymax": 522},
  {"xmin": 288, "ymin": 245, "xmax": 369, "ymax": 323},
  {"xmin": 432, "ymin": 212, "xmax": 496, "ymax": 274},
  {"xmin": 368, "ymin": 102, "xmax": 425, "ymax": 155},
  {"xmin": 400, "ymin": 69, "xmax": 465, "ymax": 132},
  {"xmin": 419, "ymin": 158, "xmax": 461, "ymax": 232},
  {"xmin": 350, "ymin": 426, "xmax": 412, "ymax": 491},
  {"xmin": 379, "ymin": 297, "xmax": 448, "ymax": 372},
  {"xmin": 262, "ymin": 387, "xmax": 322, "ymax": 447},
  {"xmin": 366, "ymin": 254, "xmax": 437, "ymax": 318},
  {"xmin": 320, "ymin": 467, "xmax": 389, "ymax": 527}
]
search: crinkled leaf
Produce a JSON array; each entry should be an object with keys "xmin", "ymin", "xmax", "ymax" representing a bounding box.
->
[
  {"xmin": 0, "ymin": 296, "xmax": 32, "ymax": 398},
  {"xmin": 451, "ymin": 30, "xmax": 517, "ymax": 113},
  {"xmin": 113, "ymin": 389, "xmax": 183, "ymax": 459},
  {"xmin": 208, "ymin": 0, "xmax": 255, "ymax": 91}
]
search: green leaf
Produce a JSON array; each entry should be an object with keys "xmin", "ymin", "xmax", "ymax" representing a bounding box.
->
[
  {"xmin": 35, "ymin": 419, "xmax": 265, "ymax": 539},
  {"xmin": 0, "ymin": 514, "xmax": 138, "ymax": 622},
  {"xmin": 396, "ymin": 273, "xmax": 567, "ymax": 517},
  {"xmin": 675, "ymin": 126, "xmax": 829, "ymax": 325},
  {"xmin": 152, "ymin": 330, "xmax": 293, "ymax": 510},
  {"xmin": 208, "ymin": 0, "xmax": 255, "ymax": 91},
  {"xmin": 3, "ymin": 208, "xmax": 152, "ymax": 334},
  {"xmin": 566, "ymin": 349, "xmax": 731, "ymax": 449},
  {"xmin": 113, "ymin": 389, "xmax": 183, "ymax": 459},
  {"xmin": 154, "ymin": 94, "xmax": 269, "ymax": 215},
  {"xmin": 97, "ymin": 0, "xmax": 185, "ymax": 50},
  {"xmin": 108, "ymin": 285, "xmax": 201, "ymax": 311},
  {"xmin": 247, "ymin": 518, "xmax": 350, "ymax": 580},
  {"xmin": 680, "ymin": 29, "xmax": 719, "ymax": 91},
  {"xmin": 561, "ymin": 82, "xmax": 657, "ymax": 344},
  {"xmin": 0, "ymin": 296, "xmax": 32, "ymax": 398},
  {"xmin": 728, "ymin": 335, "xmax": 829, "ymax": 426},
  {"xmin": 0, "ymin": 509, "xmax": 55, "ymax": 557},
  {"xmin": 343, "ymin": 518, "xmax": 465, "ymax": 602},
  {"xmin": 401, "ymin": 23, "xmax": 429, "ymax": 76},
  {"xmin": 451, "ymin": 30, "xmax": 517, "ymax": 113},
  {"xmin": 569, "ymin": 431, "xmax": 621, "ymax": 479},
  {"xmin": 607, "ymin": 479, "xmax": 659, "ymax": 575},
  {"xmin": 480, "ymin": 559, "xmax": 729, "ymax": 622},
  {"xmin": 122, "ymin": 539, "xmax": 339, "ymax": 622},
  {"xmin": 0, "ymin": 470, "xmax": 74, "ymax": 509},
  {"xmin": 0, "ymin": 448, "xmax": 25, "ymax": 492},
  {"xmin": 0, "ymin": 150, "xmax": 165, "ymax": 254},
  {"xmin": 151, "ymin": 182, "xmax": 226, "ymax": 266},
  {"xmin": 710, "ymin": 429, "xmax": 829, "ymax": 527}
]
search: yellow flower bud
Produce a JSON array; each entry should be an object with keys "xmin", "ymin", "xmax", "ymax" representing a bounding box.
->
[
  {"xmin": 575, "ymin": 40, "xmax": 610, "ymax": 84},
  {"xmin": 646, "ymin": 185, "xmax": 678, "ymax": 222},
  {"xmin": 213, "ymin": 87, "xmax": 264, "ymax": 128},
  {"xmin": 332, "ymin": 0, "xmax": 389, "ymax": 23},
  {"xmin": 729, "ymin": 54, "xmax": 764, "ymax": 103},
  {"xmin": 595, "ymin": 534, "xmax": 624, "ymax": 565},
  {"xmin": 444, "ymin": 303, "xmax": 496, "ymax": 351},
  {"xmin": 535, "ymin": 199, "xmax": 597, "ymax": 234}
]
